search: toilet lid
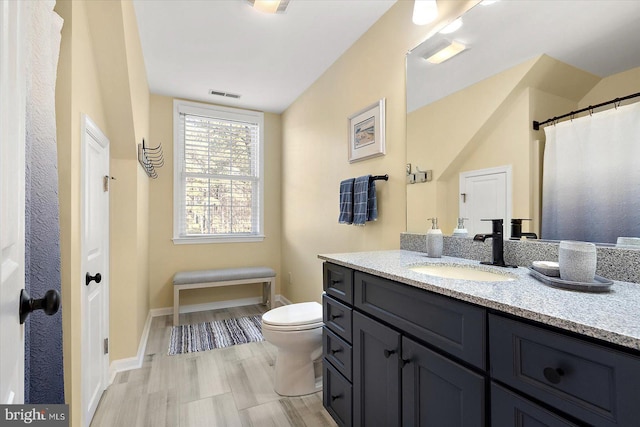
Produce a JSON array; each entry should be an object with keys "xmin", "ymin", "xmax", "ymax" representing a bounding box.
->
[{"xmin": 262, "ymin": 302, "xmax": 322, "ymax": 327}]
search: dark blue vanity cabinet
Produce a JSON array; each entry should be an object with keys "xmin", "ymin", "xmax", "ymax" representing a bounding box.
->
[
  {"xmin": 322, "ymin": 262, "xmax": 640, "ymax": 427},
  {"xmin": 323, "ymin": 263, "xmax": 485, "ymax": 426}
]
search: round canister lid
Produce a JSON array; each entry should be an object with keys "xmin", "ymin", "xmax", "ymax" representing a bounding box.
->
[{"xmin": 262, "ymin": 302, "xmax": 322, "ymax": 326}]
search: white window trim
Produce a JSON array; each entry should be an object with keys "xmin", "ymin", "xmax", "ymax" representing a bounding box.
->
[{"xmin": 172, "ymin": 99, "xmax": 265, "ymax": 244}]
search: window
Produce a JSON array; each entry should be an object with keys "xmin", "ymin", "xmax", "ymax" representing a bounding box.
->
[{"xmin": 173, "ymin": 100, "xmax": 264, "ymax": 243}]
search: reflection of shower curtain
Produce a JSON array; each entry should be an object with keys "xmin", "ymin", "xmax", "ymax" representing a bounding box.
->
[
  {"xmin": 542, "ymin": 102, "xmax": 640, "ymax": 244},
  {"xmin": 24, "ymin": 0, "xmax": 64, "ymax": 403}
]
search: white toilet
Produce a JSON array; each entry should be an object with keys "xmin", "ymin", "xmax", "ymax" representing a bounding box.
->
[{"xmin": 261, "ymin": 302, "xmax": 323, "ymax": 396}]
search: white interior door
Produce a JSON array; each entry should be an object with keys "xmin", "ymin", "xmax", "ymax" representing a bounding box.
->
[
  {"xmin": 460, "ymin": 166, "xmax": 512, "ymax": 238},
  {"xmin": 0, "ymin": 0, "xmax": 27, "ymax": 405},
  {"xmin": 81, "ymin": 115, "xmax": 110, "ymax": 426}
]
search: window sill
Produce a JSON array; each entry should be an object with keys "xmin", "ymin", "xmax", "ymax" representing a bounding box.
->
[{"xmin": 172, "ymin": 235, "xmax": 266, "ymax": 245}]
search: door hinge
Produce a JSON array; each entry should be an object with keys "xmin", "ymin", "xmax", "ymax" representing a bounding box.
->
[
  {"xmin": 104, "ymin": 338, "xmax": 109, "ymax": 355},
  {"xmin": 103, "ymin": 175, "xmax": 110, "ymax": 192}
]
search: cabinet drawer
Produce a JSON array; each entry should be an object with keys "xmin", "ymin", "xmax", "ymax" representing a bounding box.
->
[
  {"xmin": 323, "ymin": 294, "xmax": 352, "ymax": 342},
  {"xmin": 323, "ymin": 262, "xmax": 353, "ymax": 304},
  {"xmin": 323, "ymin": 360, "xmax": 352, "ymax": 427},
  {"xmin": 323, "ymin": 327, "xmax": 352, "ymax": 381},
  {"xmin": 490, "ymin": 314, "xmax": 640, "ymax": 426},
  {"xmin": 491, "ymin": 383, "xmax": 578, "ymax": 427},
  {"xmin": 354, "ymin": 271, "xmax": 486, "ymax": 369}
]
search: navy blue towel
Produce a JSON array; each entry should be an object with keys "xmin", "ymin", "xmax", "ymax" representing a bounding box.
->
[
  {"xmin": 353, "ymin": 175, "xmax": 378, "ymax": 225},
  {"xmin": 367, "ymin": 179, "xmax": 378, "ymax": 222},
  {"xmin": 338, "ymin": 178, "xmax": 355, "ymax": 224}
]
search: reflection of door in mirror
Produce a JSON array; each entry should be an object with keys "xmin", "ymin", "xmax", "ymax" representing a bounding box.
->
[{"xmin": 460, "ymin": 166, "xmax": 511, "ymax": 238}]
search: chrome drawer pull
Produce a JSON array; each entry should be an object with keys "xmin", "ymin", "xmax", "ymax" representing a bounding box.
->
[
  {"xmin": 331, "ymin": 348, "xmax": 343, "ymax": 355},
  {"xmin": 331, "ymin": 394, "xmax": 342, "ymax": 401},
  {"xmin": 331, "ymin": 279, "xmax": 342, "ymax": 285},
  {"xmin": 543, "ymin": 367, "xmax": 565, "ymax": 384},
  {"xmin": 400, "ymin": 358, "xmax": 411, "ymax": 368},
  {"xmin": 383, "ymin": 349, "xmax": 397, "ymax": 358},
  {"xmin": 330, "ymin": 313, "xmax": 343, "ymax": 320}
]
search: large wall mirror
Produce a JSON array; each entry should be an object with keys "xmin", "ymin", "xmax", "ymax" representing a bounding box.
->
[{"xmin": 406, "ymin": 0, "xmax": 640, "ymax": 245}]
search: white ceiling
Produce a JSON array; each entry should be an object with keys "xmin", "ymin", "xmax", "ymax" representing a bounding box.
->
[
  {"xmin": 407, "ymin": 0, "xmax": 640, "ymax": 112},
  {"xmin": 133, "ymin": 0, "xmax": 396, "ymax": 113}
]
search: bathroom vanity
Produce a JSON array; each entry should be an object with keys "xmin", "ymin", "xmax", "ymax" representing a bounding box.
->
[{"xmin": 319, "ymin": 250, "xmax": 640, "ymax": 427}]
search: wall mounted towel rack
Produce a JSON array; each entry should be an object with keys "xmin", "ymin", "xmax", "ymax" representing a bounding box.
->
[
  {"xmin": 370, "ymin": 174, "xmax": 389, "ymax": 182},
  {"xmin": 138, "ymin": 139, "xmax": 164, "ymax": 179}
]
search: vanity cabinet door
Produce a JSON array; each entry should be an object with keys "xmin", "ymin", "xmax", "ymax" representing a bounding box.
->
[
  {"xmin": 402, "ymin": 336, "xmax": 485, "ymax": 427},
  {"xmin": 353, "ymin": 311, "xmax": 401, "ymax": 427},
  {"xmin": 491, "ymin": 383, "xmax": 578, "ymax": 427}
]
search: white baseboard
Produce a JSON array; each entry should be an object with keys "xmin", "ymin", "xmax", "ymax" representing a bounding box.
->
[
  {"xmin": 278, "ymin": 294, "xmax": 292, "ymax": 305},
  {"xmin": 107, "ymin": 294, "xmax": 289, "ymax": 381},
  {"xmin": 108, "ymin": 309, "xmax": 153, "ymax": 384}
]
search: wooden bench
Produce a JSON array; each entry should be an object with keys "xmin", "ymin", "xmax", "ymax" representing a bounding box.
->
[{"xmin": 172, "ymin": 267, "xmax": 276, "ymax": 326}]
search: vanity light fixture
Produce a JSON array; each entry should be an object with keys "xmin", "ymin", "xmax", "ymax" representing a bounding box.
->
[
  {"xmin": 412, "ymin": 0, "xmax": 438, "ymax": 26},
  {"xmin": 481, "ymin": 0, "xmax": 499, "ymax": 5},
  {"xmin": 439, "ymin": 17, "xmax": 463, "ymax": 34},
  {"xmin": 247, "ymin": 0, "xmax": 290, "ymax": 14},
  {"xmin": 425, "ymin": 40, "xmax": 466, "ymax": 64}
]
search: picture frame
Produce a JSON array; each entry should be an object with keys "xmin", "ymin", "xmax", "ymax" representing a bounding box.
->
[{"xmin": 348, "ymin": 98, "xmax": 385, "ymax": 163}]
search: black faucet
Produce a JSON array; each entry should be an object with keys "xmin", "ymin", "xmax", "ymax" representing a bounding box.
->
[
  {"xmin": 510, "ymin": 219, "xmax": 538, "ymax": 240},
  {"xmin": 473, "ymin": 219, "xmax": 515, "ymax": 268}
]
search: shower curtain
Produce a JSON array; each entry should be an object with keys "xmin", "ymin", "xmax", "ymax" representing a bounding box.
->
[
  {"xmin": 24, "ymin": 0, "xmax": 64, "ymax": 403},
  {"xmin": 542, "ymin": 102, "xmax": 640, "ymax": 244}
]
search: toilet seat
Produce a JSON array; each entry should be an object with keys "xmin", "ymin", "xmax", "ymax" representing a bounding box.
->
[
  {"xmin": 262, "ymin": 320, "xmax": 324, "ymax": 332},
  {"xmin": 262, "ymin": 302, "xmax": 323, "ymax": 331}
]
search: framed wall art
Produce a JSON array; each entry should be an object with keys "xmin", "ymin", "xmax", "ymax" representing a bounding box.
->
[{"xmin": 348, "ymin": 98, "xmax": 385, "ymax": 163}]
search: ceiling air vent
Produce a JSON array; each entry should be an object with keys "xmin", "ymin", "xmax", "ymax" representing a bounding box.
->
[{"xmin": 209, "ymin": 90, "xmax": 241, "ymax": 99}]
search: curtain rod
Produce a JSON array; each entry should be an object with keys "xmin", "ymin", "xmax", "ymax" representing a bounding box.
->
[{"xmin": 532, "ymin": 91, "xmax": 640, "ymax": 131}]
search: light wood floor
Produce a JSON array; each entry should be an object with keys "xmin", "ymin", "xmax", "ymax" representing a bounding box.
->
[{"xmin": 91, "ymin": 304, "xmax": 336, "ymax": 427}]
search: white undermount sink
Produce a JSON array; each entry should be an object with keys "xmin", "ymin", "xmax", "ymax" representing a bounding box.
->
[{"xmin": 409, "ymin": 265, "xmax": 516, "ymax": 282}]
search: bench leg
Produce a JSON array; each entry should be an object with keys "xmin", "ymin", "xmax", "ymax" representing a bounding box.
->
[
  {"xmin": 269, "ymin": 277, "xmax": 275, "ymax": 310},
  {"xmin": 262, "ymin": 282, "xmax": 268, "ymax": 306},
  {"xmin": 262, "ymin": 279, "xmax": 276, "ymax": 310},
  {"xmin": 173, "ymin": 286, "xmax": 180, "ymax": 326}
]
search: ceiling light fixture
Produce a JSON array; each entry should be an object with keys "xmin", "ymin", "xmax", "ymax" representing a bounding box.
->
[
  {"xmin": 247, "ymin": 0, "xmax": 291, "ymax": 14},
  {"xmin": 439, "ymin": 17, "xmax": 463, "ymax": 34},
  {"xmin": 412, "ymin": 0, "xmax": 438, "ymax": 26},
  {"xmin": 424, "ymin": 40, "xmax": 466, "ymax": 64}
]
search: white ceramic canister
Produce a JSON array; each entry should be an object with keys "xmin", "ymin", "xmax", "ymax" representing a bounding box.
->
[{"xmin": 558, "ymin": 240, "xmax": 597, "ymax": 283}]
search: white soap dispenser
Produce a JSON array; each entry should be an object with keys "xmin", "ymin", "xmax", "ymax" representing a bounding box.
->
[
  {"xmin": 426, "ymin": 217, "xmax": 443, "ymax": 258},
  {"xmin": 452, "ymin": 217, "xmax": 468, "ymax": 237}
]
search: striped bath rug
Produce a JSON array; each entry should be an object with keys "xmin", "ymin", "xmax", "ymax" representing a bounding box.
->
[{"xmin": 168, "ymin": 315, "xmax": 264, "ymax": 355}]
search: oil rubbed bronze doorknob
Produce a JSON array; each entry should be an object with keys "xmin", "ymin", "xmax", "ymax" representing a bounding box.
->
[{"xmin": 19, "ymin": 289, "xmax": 61, "ymax": 324}]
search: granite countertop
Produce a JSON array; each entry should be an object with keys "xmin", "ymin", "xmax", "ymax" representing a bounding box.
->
[{"xmin": 318, "ymin": 250, "xmax": 640, "ymax": 351}]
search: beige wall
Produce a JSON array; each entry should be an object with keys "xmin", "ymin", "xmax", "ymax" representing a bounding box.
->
[
  {"xmin": 55, "ymin": 1, "xmax": 150, "ymax": 425},
  {"xmin": 280, "ymin": 1, "xmax": 476, "ymax": 303},
  {"xmin": 148, "ymin": 95, "xmax": 283, "ymax": 309},
  {"xmin": 579, "ymin": 66, "xmax": 640, "ymax": 108}
]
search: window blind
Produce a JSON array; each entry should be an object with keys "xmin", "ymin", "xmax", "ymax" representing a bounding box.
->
[{"xmin": 176, "ymin": 108, "xmax": 261, "ymax": 238}]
